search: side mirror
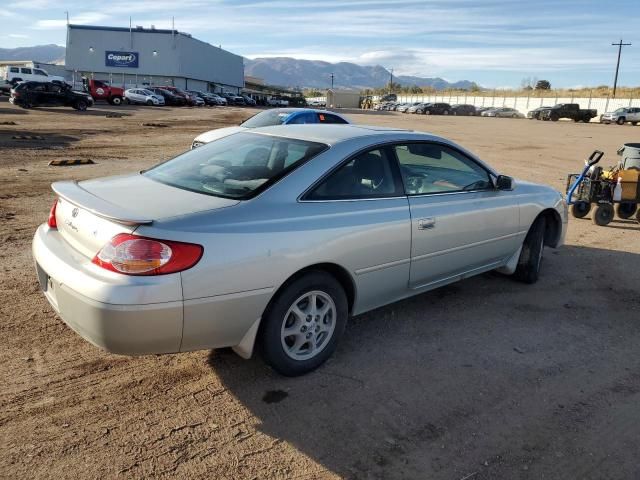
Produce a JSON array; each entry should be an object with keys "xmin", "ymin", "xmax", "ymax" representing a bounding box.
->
[{"xmin": 496, "ymin": 175, "xmax": 514, "ymax": 190}]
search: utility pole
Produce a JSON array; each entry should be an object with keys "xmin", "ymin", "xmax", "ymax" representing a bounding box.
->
[
  {"xmin": 611, "ymin": 39, "xmax": 631, "ymax": 97},
  {"xmin": 330, "ymin": 73, "xmax": 334, "ymax": 89},
  {"xmin": 389, "ymin": 68, "xmax": 394, "ymax": 93}
]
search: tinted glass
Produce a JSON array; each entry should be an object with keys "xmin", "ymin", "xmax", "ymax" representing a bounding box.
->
[
  {"xmin": 241, "ymin": 109, "xmax": 295, "ymax": 128},
  {"xmin": 10, "ymin": 67, "xmax": 19, "ymax": 73},
  {"xmin": 21, "ymin": 68, "xmax": 32, "ymax": 74},
  {"xmin": 318, "ymin": 113, "xmax": 348, "ymax": 124},
  {"xmin": 394, "ymin": 143, "xmax": 492, "ymax": 195},
  {"xmin": 287, "ymin": 112, "xmax": 316, "ymax": 124},
  {"xmin": 33, "ymin": 69, "xmax": 46, "ymax": 76},
  {"xmin": 307, "ymin": 148, "xmax": 402, "ymax": 200},
  {"xmin": 145, "ymin": 132, "xmax": 327, "ymax": 199}
]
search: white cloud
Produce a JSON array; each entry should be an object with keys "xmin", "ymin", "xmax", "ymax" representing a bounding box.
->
[{"xmin": 33, "ymin": 12, "xmax": 110, "ymax": 29}]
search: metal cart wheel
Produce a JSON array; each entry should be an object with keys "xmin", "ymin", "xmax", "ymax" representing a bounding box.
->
[
  {"xmin": 616, "ymin": 202, "xmax": 638, "ymax": 219},
  {"xmin": 592, "ymin": 204, "xmax": 614, "ymax": 226},
  {"xmin": 570, "ymin": 201, "xmax": 591, "ymax": 218}
]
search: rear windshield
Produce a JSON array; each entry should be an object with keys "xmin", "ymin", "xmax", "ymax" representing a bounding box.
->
[
  {"xmin": 241, "ymin": 110, "xmax": 295, "ymax": 128},
  {"xmin": 144, "ymin": 132, "xmax": 327, "ymax": 199}
]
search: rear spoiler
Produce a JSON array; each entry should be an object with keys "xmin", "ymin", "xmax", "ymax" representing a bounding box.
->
[{"xmin": 52, "ymin": 181, "xmax": 153, "ymax": 226}]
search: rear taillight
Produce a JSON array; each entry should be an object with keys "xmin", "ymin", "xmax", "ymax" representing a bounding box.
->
[
  {"xmin": 92, "ymin": 233, "xmax": 203, "ymax": 276},
  {"xmin": 47, "ymin": 199, "xmax": 58, "ymax": 228}
]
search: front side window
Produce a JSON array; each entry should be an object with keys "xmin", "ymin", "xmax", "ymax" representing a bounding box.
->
[
  {"xmin": 33, "ymin": 69, "xmax": 47, "ymax": 76},
  {"xmin": 21, "ymin": 68, "xmax": 32, "ymax": 74},
  {"xmin": 394, "ymin": 143, "xmax": 492, "ymax": 195},
  {"xmin": 144, "ymin": 132, "xmax": 327, "ymax": 199},
  {"xmin": 306, "ymin": 148, "xmax": 402, "ymax": 200}
]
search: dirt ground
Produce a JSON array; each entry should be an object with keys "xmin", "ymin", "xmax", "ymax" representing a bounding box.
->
[{"xmin": 1, "ymin": 99, "xmax": 639, "ymax": 480}]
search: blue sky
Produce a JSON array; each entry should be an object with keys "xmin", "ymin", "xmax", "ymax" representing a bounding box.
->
[{"xmin": 2, "ymin": 0, "xmax": 639, "ymax": 88}]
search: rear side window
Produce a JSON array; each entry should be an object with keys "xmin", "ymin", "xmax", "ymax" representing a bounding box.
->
[
  {"xmin": 144, "ymin": 132, "xmax": 327, "ymax": 199},
  {"xmin": 31, "ymin": 84, "xmax": 46, "ymax": 92},
  {"xmin": 10, "ymin": 67, "xmax": 19, "ymax": 73},
  {"xmin": 306, "ymin": 148, "xmax": 403, "ymax": 200},
  {"xmin": 318, "ymin": 113, "xmax": 348, "ymax": 124},
  {"xmin": 287, "ymin": 112, "xmax": 316, "ymax": 124}
]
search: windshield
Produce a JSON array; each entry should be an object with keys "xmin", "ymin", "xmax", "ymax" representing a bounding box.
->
[
  {"xmin": 241, "ymin": 109, "xmax": 296, "ymax": 128},
  {"xmin": 144, "ymin": 132, "xmax": 327, "ymax": 199}
]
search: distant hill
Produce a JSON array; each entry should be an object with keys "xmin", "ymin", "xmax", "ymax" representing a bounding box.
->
[
  {"xmin": 244, "ymin": 57, "xmax": 475, "ymax": 90},
  {"xmin": 0, "ymin": 44, "xmax": 65, "ymax": 64}
]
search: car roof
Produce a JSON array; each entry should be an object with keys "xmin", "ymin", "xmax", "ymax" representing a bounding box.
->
[{"xmin": 251, "ymin": 124, "xmax": 433, "ymax": 145}]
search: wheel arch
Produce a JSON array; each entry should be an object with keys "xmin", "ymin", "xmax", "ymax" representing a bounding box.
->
[
  {"xmin": 233, "ymin": 262, "xmax": 357, "ymax": 360},
  {"xmin": 538, "ymin": 208, "xmax": 562, "ymax": 248}
]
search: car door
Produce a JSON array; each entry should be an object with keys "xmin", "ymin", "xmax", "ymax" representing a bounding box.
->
[
  {"xmin": 301, "ymin": 146, "xmax": 411, "ymax": 314},
  {"xmin": 45, "ymin": 82, "xmax": 65, "ymax": 105},
  {"xmin": 392, "ymin": 142, "xmax": 520, "ymax": 290}
]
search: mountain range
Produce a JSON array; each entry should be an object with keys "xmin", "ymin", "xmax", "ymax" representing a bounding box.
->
[
  {"xmin": 244, "ymin": 57, "xmax": 475, "ymax": 90},
  {"xmin": 0, "ymin": 45, "xmax": 475, "ymax": 90}
]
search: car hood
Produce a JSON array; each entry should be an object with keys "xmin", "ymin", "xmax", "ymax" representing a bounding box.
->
[
  {"xmin": 78, "ymin": 173, "xmax": 239, "ymax": 220},
  {"xmin": 193, "ymin": 126, "xmax": 247, "ymax": 144}
]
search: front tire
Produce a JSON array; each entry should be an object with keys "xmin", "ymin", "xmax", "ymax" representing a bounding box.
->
[
  {"xmin": 514, "ymin": 216, "xmax": 546, "ymax": 284},
  {"xmin": 111, "ymin": 96, "xmax": 122, "ymax": 106},
  {"xmin": 592, "ymin": 203, "xmax": 614, "ymax": 226},
  {"xmin": 571, "ymin": 201, "xmax": 591, "ymax": 218},
  {"xmin": 146, "ymin": 99, "xmax": 153, "ymax": 106},
  {"xmin": 74, "ymin": 100, "xmax": 88, "ymax": 111},
  {"xmin": 260, "ymin": 271, "xmax": 348, "ymax": 376},
  {"xmin": 616, "ymin": 117, "xmax": 626, "ymax": 125}
]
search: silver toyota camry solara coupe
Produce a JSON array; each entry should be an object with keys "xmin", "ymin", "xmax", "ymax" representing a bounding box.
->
[{"xmin": 33, "ymin": 125, "xmax": 567, "ymax": 376}]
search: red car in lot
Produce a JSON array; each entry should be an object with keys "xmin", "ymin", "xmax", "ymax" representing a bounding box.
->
[{"xmin": 155, "ymin": 86, "xmax": 203, "ymax": 106}]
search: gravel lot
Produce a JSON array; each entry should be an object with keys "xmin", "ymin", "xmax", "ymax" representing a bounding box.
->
[{"xmin": 1, "ymin": 99, "xmax": 639, "ymax": 480}]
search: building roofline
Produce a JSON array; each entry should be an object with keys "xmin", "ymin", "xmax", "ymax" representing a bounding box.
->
[{"xmin": 69, "ymin": 24, "xmax": 179, "ymax": 35}]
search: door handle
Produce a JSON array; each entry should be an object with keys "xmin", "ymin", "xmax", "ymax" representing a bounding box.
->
[{"xmin": 418, "ymin": 217, "xmax": 436, "ymax": 230}]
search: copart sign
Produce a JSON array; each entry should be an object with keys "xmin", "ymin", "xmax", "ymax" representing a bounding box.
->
[{"xmin": 105, "ymin": 51, "xmax": 139, "ymax": 68}]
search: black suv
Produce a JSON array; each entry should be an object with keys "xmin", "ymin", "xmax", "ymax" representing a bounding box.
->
[
  {"xmin": 451, "ymin": 104, "xmax": 476, "ymax": 116},
  {"xmin": 422, "ymin": 102, "xmax": 452, "ymax": 115},
  {"xmin": 10, "ymin": 81, "xmax": 94, "ymax": 110},
  {"xmin": 149, "ymin": 87, "xmax": 186, "ymax": 106}
]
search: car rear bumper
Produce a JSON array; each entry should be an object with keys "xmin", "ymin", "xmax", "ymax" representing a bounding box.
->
[{"xmin": 32, "ymin": 224, "xmax": 183, "ymax": 355}]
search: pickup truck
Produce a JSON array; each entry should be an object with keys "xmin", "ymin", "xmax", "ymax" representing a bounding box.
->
[
  {"xmin": 267, "ymin": 97, "xmax": 289, "ymax": 107},
  {"xmin": 539, "ymin": 103, "xmax": 598, "ymax": 122},
  {"xmin": 83, "ymin": 78, "xmax": 124, "ymax": 105}
]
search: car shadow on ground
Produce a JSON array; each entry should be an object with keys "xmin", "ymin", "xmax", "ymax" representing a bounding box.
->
[
  {"xmin": 209, "ymin": 243, "xmax": 640, "ymax": 479},
  {"xmin": 0, "ymin": 129, "xmax": 79, "ymax": 150}
]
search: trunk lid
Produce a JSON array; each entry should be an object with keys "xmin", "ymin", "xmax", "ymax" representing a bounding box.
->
[{"xmin": 53, "ymin": 174, "xmax": 239, "ymax": 258}]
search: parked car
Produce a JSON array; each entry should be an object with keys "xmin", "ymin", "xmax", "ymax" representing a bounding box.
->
[
  {"xmin": 307, "ymin": 100, "xmax": 325, "ymax": 107},
  {"xmin": 187, "ymin": 91, "xmax": 216, "ymax": 106},
  {"xmin": 407, "ymin": 103, "xmax": 426, "ymax": 114},
  {"xmin": 124, "ymin": 88, "xmax": 165, "ymax": 106},
  {"xmin": 33, "ymin": 124, "xmax": 567, "ymax": 376},
  {"xmin": 482, "ymin": 107, "xmax": 524, "ymax": 118},
  {"xmin": 527, "ymin": 106, "xmax": 552, "ymax": 120},
  {"xmin": 422, "ymin": 103, "xmax": 452, "ymax": 115},
  {"xmin": 396, "ymin": 103, "xmax": 413, "ymax": 113},
  {"xmin": 539, "ymin": 103, "xmax": 597, "ymax": 122},
  {"xmin": 475, "ymin": 106, "xmax": 495, "ymax": 115},
  {"xmin": 267, "ymin": 96, "xmax": 289, "ymax": 107},
  {"xmin": 149, "ymin": 87, "xmax": 186, "ymax": 106},
  {"xmin": 241, "ymin": 95, "xmax": 257, "ymax": 106},
  {"xmin": 191, "ymin": 108, "xmax": 351, "ymax": 148},
  {"xmin": 210, "ymin": 93, "xmax": 228, "ymax": 106},
  {"xmin": 0, "ymin": 80, "xmax": 11, "ymax": 96},
  {"xmin": 10, "ymin": 81, "xmax": 94, "ymax": 110},
  {"xmin": 83, "ymin": 79, "xmax": 124, "ymax": 105},
  {"xmin": 2, "ymin": 65, "xmax": 66, "ymax": 85},
  {"xmin": 379, "ymin": 93, "xmax": 398, "ymax": 102},
  {"xmin": 451, "ymin": 104, "xmax": 476, "ymax": 116},
  {"xmin": 599, "ymin": 107, "xmax": 640, "ymax": 125},
  {"xmin": 155, "ymin": 86, "xmax": 196, "ymax": 106}
]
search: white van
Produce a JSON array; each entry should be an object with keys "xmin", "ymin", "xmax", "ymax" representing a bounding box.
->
[{"xmin": 1, "ymin": 65, "xmax": 67, "ymax": 85}]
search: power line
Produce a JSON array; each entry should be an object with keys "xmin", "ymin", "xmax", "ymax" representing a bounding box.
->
[{"xmin": 611, "ymin": 39, "xmax": 631, "ymax": 97}]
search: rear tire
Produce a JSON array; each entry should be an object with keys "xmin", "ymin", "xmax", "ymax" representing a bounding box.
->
[
  {"xmin": 260, "ymin": 271, "xmax": 348, "ymax": 376},
  {"xmin": 73, "ymin": 100, "xmax": 88, "ymax": 111},
  {"xmin": 616, "ymin": 202, "xmax": 637, "ymax": 219},
  {"xmin": 513, "ymin": 216, "xmax": 546, "ymax": 284},
  {"xmin": 592, "ymin": 204, "xmax": 614, "ymax": 226},
  {"xmin": 571, "ymin": 201, "xmax": 591, "ymax": 218},
  {"xmin": 632, "ymin": 122, "xmax": 638, "ymax": 126}
]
